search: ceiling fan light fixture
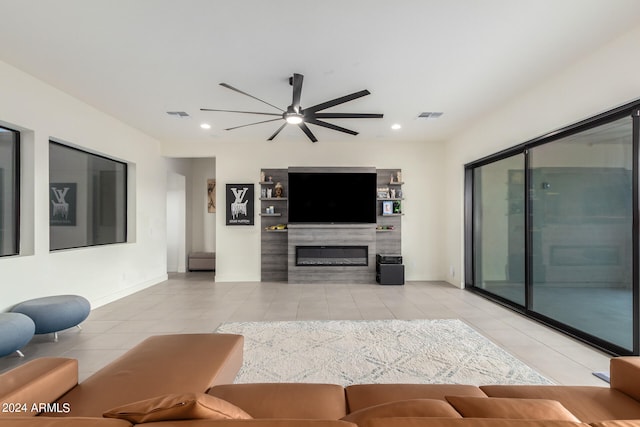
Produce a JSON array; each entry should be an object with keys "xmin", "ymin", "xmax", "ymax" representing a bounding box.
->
[{"xmin": 285, "ymin": 114, "xmax": 303, "ymax": 125}]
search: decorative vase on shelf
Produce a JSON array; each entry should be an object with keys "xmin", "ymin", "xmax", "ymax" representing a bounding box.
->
[
  {"xmin": 266, "ymin": 188, "xmax": 272, "ymax": 198},
  {"xmin": 260, "ymin": 170, "xmax": 266, "ymax": 182},
  {"xmin": 397, "ymin": 171, "xmax": 402, "ymax": 183},
  {"xmin": 274, "ymin": 182, "xmax": 283, "ymax": 198}
]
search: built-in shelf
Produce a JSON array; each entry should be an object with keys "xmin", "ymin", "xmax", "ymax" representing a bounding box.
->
[
  {"xmin": 265, "ymin": 229, "xmax": 288, "ymax": 233},
  {"xmin": 388, "ymin": 181, "xmax": 404, "ymax": 185},
  {"xmin": 260, "ymin": 213, "xmax": 282, "ymax": 217},
  {"xmin": 259, "ymin": 181, "xmax": 274, "ymax": 185},
  {"xmin": 376, "ymin": 229, "xmax": 396, "ymax": 232},
  {"xmin": 260, "ymin": 197, "xmax": 288, "ymax": 201},
  {"xmin": 382, "ymin": 213, "xmax": 404, "ymax": 217},
  {"xmin": 377, "ymin": 198, "xmax": 404, "ymax": 201}
]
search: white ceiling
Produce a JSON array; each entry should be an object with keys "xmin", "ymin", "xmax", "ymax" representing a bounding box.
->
[{"xmin": 1, "ymin": 0, "xmax": 639, "ymax": 147}]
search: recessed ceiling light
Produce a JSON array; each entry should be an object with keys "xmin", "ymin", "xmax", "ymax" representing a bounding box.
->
[
  {"xmin": 391, "ymin": 124, "xmax": 402, "ymax": 130},
  {"xmin": 200, "ymin": 123, "xmax": 211, "ymax": 129}
]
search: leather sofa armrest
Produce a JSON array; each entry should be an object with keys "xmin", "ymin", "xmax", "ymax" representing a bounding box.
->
[
  {"xmin": 610, "ymin": 357, "xmax": 640, "ymax": 402},
  {"xmin": 0, "ymin": 358, "xmax": 78, "ymax": 418}
]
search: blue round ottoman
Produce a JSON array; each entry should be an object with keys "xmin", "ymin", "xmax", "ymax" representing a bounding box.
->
[
  {"xmin": 11, "ymin": 295, "xmax": 90, "ymax": 342},
  {"xmin": 0, "ymin": 312, "xmax": 35, "ymax": 357}
]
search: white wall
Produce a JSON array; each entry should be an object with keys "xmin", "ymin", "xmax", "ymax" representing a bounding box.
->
[
  {"xmin": 163, "ymin": 138, "xmax": 445, "ymax": 282},
  {"xmin": 165, "ymin": 157, "xmax": 216, "ymax": 257},
  {"xmin": 444, "ymin": 24, "xmax": 640, "ymax": 288},
  {"xmin": 166, "ymin": 172, "xmax": 186, "ymax": 272},
  {"xmin": 0, "ymin": 59, "xmax": 168, "ymax": 311},
  {"xmin": 190, "ymin": 158, "xmax": 216, "ymax": 253}
]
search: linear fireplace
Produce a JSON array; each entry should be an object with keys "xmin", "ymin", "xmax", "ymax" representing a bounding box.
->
[{"xmin": 296, "ymin": 245, "xmax": 368, "ymax": 267}]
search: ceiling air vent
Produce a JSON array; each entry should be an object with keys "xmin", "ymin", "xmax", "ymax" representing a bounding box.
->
[
  {"xmin": 417, "ymin": 112, "xmax": 443, "ymax": 119},
  {"xmin": 166, "ymin": 111, "xmax": 190, "ymax": 118}
]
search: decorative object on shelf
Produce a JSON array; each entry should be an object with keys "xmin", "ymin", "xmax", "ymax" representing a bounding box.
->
[
  {"xmin": 390, "ymin": 189, "xmax": 396, "ymax": 198},
  {"xmin": 376, "ymin": 225, "xmax": 395, "ymax": 231},
  {"xmin": 397, "ymin": 189, "xmax": 403, "ymax": 198},
  {"xmin": 382, "ymin": 200, "xmax": 393, "ymax": 215},
  {"xmin": 274, "ymin": 182, "xmax": 284, "ymax": 198},
  {"xmin": 397, "ymin": 171, "xmax": 402, "ymax": 183},
  {"xmin": 268, "ymin": 176, "xmax": 272, "ymax": 182},
  {"xmin": 377, "ymin": 187, "xmax": 390, "ymax": 199},
  {"xmin": 207, "ymin": 179, "xmax": 216, "ymax": 213},
  {"xmin": 393, "ymin": 200, "xmax": 402, "ymax": 214},
  {"xmin": 261, "ymin": 188, "xmax": 267, "ymax": 198},
  {"xmin": 390, "ymin": 173, "xmax": 395, "ymax": 184},
  {"xmin": 226, "ymin": 183, "xmax": 254, "ymax": 226},
  {"xmin": 266, "ymin": 188, "xmax": 273, "ymax": 198},
  {"xmin": 260, "ymin": 170, "xmax": 266, "ymax": 182},
  {"xmin": 265, "ymin": 224, "xmax": 287, "ymax": 231}
]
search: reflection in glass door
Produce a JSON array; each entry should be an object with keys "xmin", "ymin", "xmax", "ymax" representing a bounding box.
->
[
  {"xmin": 473, "ymin": 154, "xmax": 525, "ymax": 306},
  {"xmin": 529, "ymin": 118, "xmax": 633, "ymax": 350}
]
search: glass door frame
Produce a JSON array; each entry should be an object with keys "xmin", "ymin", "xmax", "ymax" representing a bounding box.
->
[{"xmin": 464, "ymin": 99, "xmax": 640, "ymax": 356}]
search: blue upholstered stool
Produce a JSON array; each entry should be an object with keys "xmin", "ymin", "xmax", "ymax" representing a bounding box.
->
[
  {"xmin": 11, "ymin": 295, "xmax": 90, "ymax": 342},
  {"xmin": 0, "ymin": 312, "xmax": 35, "ymax": 357}
]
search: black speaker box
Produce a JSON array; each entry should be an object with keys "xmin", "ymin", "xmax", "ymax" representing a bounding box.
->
[{"xmin": 376, "ymin": 263, "xmax": 405, "ymax": 285}]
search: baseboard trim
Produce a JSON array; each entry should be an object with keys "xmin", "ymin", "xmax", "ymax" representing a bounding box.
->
[{"xmin": 91, "ymin": 274, "xmax": 168, "ymax": 309}]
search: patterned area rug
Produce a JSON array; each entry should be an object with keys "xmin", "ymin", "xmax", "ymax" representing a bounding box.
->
[{"xmin": 215, "ymin": 319, "xmax": 553, "ymax": 386}]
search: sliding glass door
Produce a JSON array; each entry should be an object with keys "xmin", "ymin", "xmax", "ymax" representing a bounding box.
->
[
  {"xmin": 473, "ymin": 154, "xmax": 525, "ymax": 306},
  {"xmin": 466, "ymin": 104, "xmax": 639, "ymax": 355}
]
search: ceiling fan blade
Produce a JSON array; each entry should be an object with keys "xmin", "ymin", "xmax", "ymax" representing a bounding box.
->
[
  {"xmin": 291, "ymin": 73, "xmax": 303, "ymax": 111},
  {"xmin": 305, "ymin": 90, "xmax": 371, "ymax": 113},
  {"xmin": 306, "ymin": 118, "xmax": 358, "ymax": 136},
  {"xmin": 267, "ymin": 123, "xmax": 287, "ymax": 141},
  {"xmin": 313, "ymin": 112, "xmax": 383, "ymax": 119},
  {"xmin": 200, "ymin": 108, "xmax": 281, "ymax": 116},
  {"xmin": 224, "ymin": 118, "xmax": 282, "ymax": 131},
  {"xmin": 219, "ymin": 83, "xmax": 284, "ymax": 112},
  {"xmin": 298, "ymin": 122, "xmax": 318, "ymax": 143}
]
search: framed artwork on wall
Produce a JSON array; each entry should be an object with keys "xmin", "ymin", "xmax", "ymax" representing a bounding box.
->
[
  {"xmin": 208, "ymin": 179, "xmax": 216, "ymax": 213},
  {"xmin": 226, "ymin": 183, "xmax": 254, "ymax": 226},
  {"xmin": 382, "ymin": 200, "xmax": 393, "ymax": 215},
  {"xmin": 50, "ymin": 182, "xmax": 77, "ymax": 226}
]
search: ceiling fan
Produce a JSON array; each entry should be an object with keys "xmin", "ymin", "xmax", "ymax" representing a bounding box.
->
[{"xmin": 201, "ymin": 73, "xmax": 383, "ymax": 142}]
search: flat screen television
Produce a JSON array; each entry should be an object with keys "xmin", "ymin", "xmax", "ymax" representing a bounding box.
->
[{"xmin": 288, "ymin": 172, "xmax": 377, "ymax": 224}]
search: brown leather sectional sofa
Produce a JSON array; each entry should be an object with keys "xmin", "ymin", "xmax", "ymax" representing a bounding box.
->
[{"xmin": 2, "ymin": 333, "xmax": 640, "ymax": 427}]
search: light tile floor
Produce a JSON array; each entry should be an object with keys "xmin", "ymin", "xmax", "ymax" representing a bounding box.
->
[{"xmin": 0, "ymin": 273, "xmax": 612, "ymax": 385}]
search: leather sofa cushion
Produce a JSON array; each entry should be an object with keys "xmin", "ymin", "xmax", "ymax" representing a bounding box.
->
[
  {"xmin": 0, "ymin": 357, "xmax": 77, "ymax": 418},
  {"xmin": 207, "ymin": 383, "xmax": 347, "ymax": 419},
  {"xmin": 0, "ymin": 418, "xmax": 132, "ymax": 426},
  {"xmin": 141, "ymin": 421, "xmax": 358, "ymax": 427},
  {"xmin": 49, "ymin": 334, "xmax": 243, "ymax": 418},
  {"xmin": 345, "ymin": 384, "xmax": 486, "ymax": 412},
  {"xmin": 590, "ymin": 422, "xmax": 640, "ymax": 427},
  {"xmin": 103, "ymin": 393, "xmax": 252, "ymax": 423},
  {"xmin": 480, "ymin": 385, "xmax": 640, "ymax": 423},
  {"xmin": 342, "ymin": 399, "xmax": 462, "ymax": 424},
  {"xmin": 359, "ymin": 418, "xmax": 588, "ymax": 427},
  {"xmin": 610, "ymin": 357, "xmax": 640, "ymax": 402},
  {"xmin": 445, "ymin": 396, "xmax": 579, "ymax": 421}
]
